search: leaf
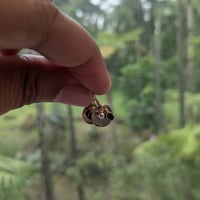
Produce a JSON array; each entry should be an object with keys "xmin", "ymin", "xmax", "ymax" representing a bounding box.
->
[
  {"xmin": 97, "ymin": 29, "xmax": 143, "ymax": 58},
  {"xmin": 0, "ymin": 155, "xmax": 37, "ymax": 191},
  {"xmin": 120, "ymin": 28, "xmax": 143, "ymax": 43},
  {"xmin": 97, "ymin": 31, "xmax": 124, "ymax": 47}
]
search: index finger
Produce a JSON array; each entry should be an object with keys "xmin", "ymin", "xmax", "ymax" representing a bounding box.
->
[
  {"xmin": 34, "ymin": 6, "xmax": 111, "ymax": 95},
  {"xmin": 0, "ymin": 0, "xmax": 111, "ymax": 94}
]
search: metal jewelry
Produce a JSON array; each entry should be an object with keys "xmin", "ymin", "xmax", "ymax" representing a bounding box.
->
[{"xmin": 82, "ymin": 96, "xmax": 114, "ymax": 127}]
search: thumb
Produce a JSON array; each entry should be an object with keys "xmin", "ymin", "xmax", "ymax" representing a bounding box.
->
[
  {"xmin": 0, "ymin": 0, "xmax": 111, "ymax": 95},
  {"xmin": 0, "ymin": 55, "xmax": 93, "ymax": 115}
]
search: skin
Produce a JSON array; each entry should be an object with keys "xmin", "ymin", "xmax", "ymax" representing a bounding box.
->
[{"xmin": 0, "ymin": 0, "xmax": 111, "ymax": 115}]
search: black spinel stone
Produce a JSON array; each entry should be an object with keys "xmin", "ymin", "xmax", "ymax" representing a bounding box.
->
[
  {"xmin": 86, "ymin": 110, "xmax": 92, "ymax": 120},
  {"xmin": 107, "ymin": 113, "xmax": 114, "ymax": 120}
]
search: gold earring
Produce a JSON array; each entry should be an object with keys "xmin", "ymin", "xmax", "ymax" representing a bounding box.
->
[{"xmin": 82, "ymin": 96, "xmax": 114, "ymax": 127}]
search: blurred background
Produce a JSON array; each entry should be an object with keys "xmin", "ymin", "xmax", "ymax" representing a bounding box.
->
[{"xmin": 1, "ymin": 0, "xmax": 200, "ymax": 199}]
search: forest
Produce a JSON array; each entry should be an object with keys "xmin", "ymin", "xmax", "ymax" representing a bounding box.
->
[{"xmin": 1, "ymin": 0, "xmax": 200, "ymax": 199}]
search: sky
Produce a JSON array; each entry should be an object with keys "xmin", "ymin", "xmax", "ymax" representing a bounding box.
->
[{"xmin": 90, "ymin": 0, "xmax": 121, "ymax": 12}]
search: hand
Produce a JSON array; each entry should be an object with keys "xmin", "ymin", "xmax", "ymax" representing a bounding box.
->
[{"xmin": 0, "ymin": 0, "xmax": 111, "ymax": 115}]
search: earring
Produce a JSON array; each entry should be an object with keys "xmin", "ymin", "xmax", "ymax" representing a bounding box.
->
[{"xmin": 82, "ymin": 96, "xmax": 114, "ymax": 127}]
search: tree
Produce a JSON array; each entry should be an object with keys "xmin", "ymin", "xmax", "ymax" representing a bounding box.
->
[
  {"xmin": 55, "ymin": 0, "xmax": 105, "ymax": 36},
  {"xmin": 186, "ymin": 0, "xmax": 195, "ymax": 92},
  {"xmin": 153, "ymin": 0, "xmax": 163, "ymax": 133},
  {"xmin": 120, "ymin": 57, "xmax": 157, "ymax": 133},
  {"xmin": 36, "ymin": 104, "xmax": 55, "ymax": 200},
  {"xmin": 67, "ymin": 105, "xmax": 77, "ymax": 157},
  {"xmin": 176, "ymin": 0, "xmax": 186, "ymax": 127},
  {"xmin": 67, "ymin": 105, "xmax": 85, "ymax": 200}
]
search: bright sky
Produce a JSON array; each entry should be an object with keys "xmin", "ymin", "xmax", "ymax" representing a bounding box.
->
[{"xmin": 90, "ymin": 0, "xmax": 121, "ymax": 12}]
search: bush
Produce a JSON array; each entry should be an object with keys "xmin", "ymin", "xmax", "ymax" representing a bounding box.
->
[{"xmin": 109, "ymin": 126, "xmax": 200, "ymax": 200}]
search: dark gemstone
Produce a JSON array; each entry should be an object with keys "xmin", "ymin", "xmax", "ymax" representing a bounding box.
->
[
  {"xmin": 107, "ymin": 113, "xmax": 114, "ymax": 120},
  {"xmin": 86, "ymin": 110, "xmax": 92, "ymax": 120}
]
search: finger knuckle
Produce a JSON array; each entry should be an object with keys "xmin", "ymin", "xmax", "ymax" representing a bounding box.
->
[{"xmin": 19, "ymin": 56, "xmax": 39, "ymax": 106}]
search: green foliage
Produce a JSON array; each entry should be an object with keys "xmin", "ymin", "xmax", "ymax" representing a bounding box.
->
[
  {"xmin": 109, "ymin": 126, "xmax": 200, "ymax": 200},
  {"xmin": 97, "ymin": 32, "xmax": 123, "ymax": 48},
  {"xmin": 160, "ymin": 1, "xmax": 177, "ymax": 60},
  {"xmin": 163, "ymin": 90, "xmax": 180, "ymax": 128},
  {"xmin": 108, "ymin": 0, "xmax": 144, "ymax": 33},
  {"xmin": 55, "ymin": 0, "xmax": 105, "ymax": 36},
  {"xmin": 125, "ymin": 88, "xmax": 156, "ymax": 132},
  {"xmin": 66, "ymin": 152, "xmax": 115, "ymax": 185},
  {"xmin": 120, "ymin": 56, "xmax": 155, "ymax": 98},
  {"xmin": 162, "ymin": 57, "xmax": 178, "ymax": 88},
  {"xmin": 3, "ymin": 0, "xmax": 200, "ymax": 199},
  {"xmin": 121, "ymin": 29, "xmax": 143, "ymax": 43},
  {"xmin": 96, "ymin": 29, "xmax": 143, "ymax": 59},
  {"xmin": 188, "ymin": 35, "xmax": 200, "ymax": 91},
  {"xmin": 163, "ymin": 91, "xmax": 200, "ymax": 129},
  {"xmin": 111, "ymin": 155, "xmax": 186, "ymax": 200},
  {"xmin": 120, "ymin": 57, "xmax": 157, "ymax": 131},
  {"xmin": 87, "ymin": 128, "xmax": 102, "ymax": 142},
  {"xmin": 185, "ymin": 93, "xmax": 200, "ymax": 123},
  {"xmin": 134, "ymin": 125, "xmax": 200, "ymax": 160},
  {"xmin": 0, "ymin": 155, "xmax": 37, "ymax": 200}
]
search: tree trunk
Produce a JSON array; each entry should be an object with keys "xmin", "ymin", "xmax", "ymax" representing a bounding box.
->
[
  {"xmin": 67, "ymin": 105, "xmax": 85, "ymax": 200},
  {"xmin": 176, "ymin": 0, "xmax": 186, "ymax": 127},
  {"xmin": 36, "ymin": 103, "xmax": 55, "ymax": 200},
  {"xmin": 67, "ymin": 105, "xmax": 77, "ymax": 157},
  {"xmin": 106, "ymin": 92, "xmax": 119, "ymax": 152},
  {"xmin": 154, "ymin": 0, "xmax": 162, "ymax": 134},
  {"xmin": 77, "ymin": 183, "xmax": 85, "ymax": 200},
  {"xmin": 186, "ymin": 0, "xmax": 194, "ymax": 92}
]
